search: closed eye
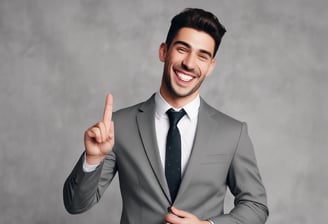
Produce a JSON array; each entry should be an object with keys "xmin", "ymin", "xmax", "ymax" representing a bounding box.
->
[
  {"xmin": 198, "ymin": 53, "xmax": 210, "ymax": 61},
  {"xmin": 177, "ymin": 46, "xmax": 189, "ymax": 53}
]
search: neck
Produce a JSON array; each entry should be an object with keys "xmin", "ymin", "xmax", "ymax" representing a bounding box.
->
[{"xmin": 159, "ymin": 87, "xmax": 198, "ymax": 109}]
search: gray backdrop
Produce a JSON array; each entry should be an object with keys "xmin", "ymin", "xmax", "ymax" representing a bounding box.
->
[{"xmin": 1, "ymin": 0, "xmax": 327, "ymax": 223}]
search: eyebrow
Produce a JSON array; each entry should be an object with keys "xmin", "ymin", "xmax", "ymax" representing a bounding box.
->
[{"xmin": 173, "ymin": 40, "xmax": 213, "ymax": 58}]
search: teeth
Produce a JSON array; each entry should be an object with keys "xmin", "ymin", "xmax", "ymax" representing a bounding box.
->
[{"xmin": 177, "ymin": 72, "xmax": 193, "ymax": 82}]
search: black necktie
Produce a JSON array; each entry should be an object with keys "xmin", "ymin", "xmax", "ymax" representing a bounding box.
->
[{"xmin": 165, "ymin": 108, "xmax": 186, "ymax": 202}]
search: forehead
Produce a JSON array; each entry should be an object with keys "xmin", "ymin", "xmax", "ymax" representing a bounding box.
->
[{"xmin": 171, "ymin": 27, "xmax": 215, "ymax": 55}]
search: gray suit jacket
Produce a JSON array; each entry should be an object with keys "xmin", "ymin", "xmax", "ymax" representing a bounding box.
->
[{"xmin": 64, "ymin": 94, "xmax": 268, "ymax": 223}]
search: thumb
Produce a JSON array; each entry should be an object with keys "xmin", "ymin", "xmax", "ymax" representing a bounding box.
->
[{"xmin": 170, "ymin": 206, "xmax": 190, "ymax": 218}]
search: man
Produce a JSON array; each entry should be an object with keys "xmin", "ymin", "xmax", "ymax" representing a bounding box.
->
[{"xmin": 63, "ymin": 8, "xmax": 269, "ymax": 224}]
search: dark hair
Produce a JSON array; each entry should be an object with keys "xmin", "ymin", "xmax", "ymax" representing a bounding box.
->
[{"xmin": 165, "ymin": 8, "xmax": 226, "ymax": 57}]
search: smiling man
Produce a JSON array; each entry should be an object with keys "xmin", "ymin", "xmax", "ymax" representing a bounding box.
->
[
  {"xmin": 64, "ymin": 8, "xmax": 269, "ymax": 224},
  {"xmin": 159, "ymin": 27, "xmax": 216, "ymax": 108}
]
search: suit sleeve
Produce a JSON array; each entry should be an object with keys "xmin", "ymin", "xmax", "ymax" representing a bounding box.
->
[
  {"xmin": 63, "ymin": 151, "xmax": 117, "ymax": 214},
  {"xmin": 212, "ymin": 122, "xmax": 269, "ymax": 224}
]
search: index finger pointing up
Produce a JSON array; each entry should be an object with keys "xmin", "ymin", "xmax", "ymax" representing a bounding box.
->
[{"xmin": 103, "ymin": 93, "xmax": 113, "ymax": 124}]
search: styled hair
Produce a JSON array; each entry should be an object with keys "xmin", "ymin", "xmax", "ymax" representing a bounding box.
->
[{"xmin": 165, "ymin": 8, "xmax": 226, "ymax": 57}]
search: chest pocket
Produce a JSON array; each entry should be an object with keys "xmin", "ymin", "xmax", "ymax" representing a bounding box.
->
[{"xmin": 199, "ymin": 153, "xmax": 231, "ymax": 165}]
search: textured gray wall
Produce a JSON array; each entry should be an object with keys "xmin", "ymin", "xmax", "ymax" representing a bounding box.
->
[{"xmin": 1, "ymin": 0, "xmax": 327, "ymax": 223}]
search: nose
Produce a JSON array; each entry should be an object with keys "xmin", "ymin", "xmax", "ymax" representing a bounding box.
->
[{"xmin": 182, "ymin": 53, "xmax": 196, "ymax": 71}]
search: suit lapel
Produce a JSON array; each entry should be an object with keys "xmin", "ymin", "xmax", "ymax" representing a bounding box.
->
[
  {"xmin": 136, "ymin": 95, "xmax": 171, "ymax": 202},
  {"xmin": 175, "ymin": 99, "xmax": 216, "ymax": 202}
]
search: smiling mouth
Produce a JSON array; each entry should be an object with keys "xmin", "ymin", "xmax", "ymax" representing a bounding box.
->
[{"xmin": 175, "ymin": 70, "xmax": 194, "ymax": 82}]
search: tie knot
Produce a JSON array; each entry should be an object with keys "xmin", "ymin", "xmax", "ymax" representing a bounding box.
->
[{"xmin": 167, "ymin": 108, "xmax": 186, "ymax": 127}]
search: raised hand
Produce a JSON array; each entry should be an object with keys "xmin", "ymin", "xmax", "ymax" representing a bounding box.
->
[{"xmin": 84, "ymin": 94, "xmax": 115, "ymax": 165}]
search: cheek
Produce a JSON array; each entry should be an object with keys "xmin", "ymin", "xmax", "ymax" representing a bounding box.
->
[
  {"xmin": 169, "ymin": 53, "xmax": 185, "ymax": 64},
  {"xmin": 200, "ymin": 62, "xmax": 214, "ymax": 75},
  {"xmin": 198, "ymin": 64, "xmax": 209, "ymax": 75}
]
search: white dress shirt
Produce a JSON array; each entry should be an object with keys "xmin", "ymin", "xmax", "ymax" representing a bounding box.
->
[{"xmin": 154, "ymin": 92, "xmax": 199, "ymax": 175}]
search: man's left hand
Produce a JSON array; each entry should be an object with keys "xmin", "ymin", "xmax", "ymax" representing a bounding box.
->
[{"xmin": 165, "ymin": 206, "xmax": 211, "ymax": 224}]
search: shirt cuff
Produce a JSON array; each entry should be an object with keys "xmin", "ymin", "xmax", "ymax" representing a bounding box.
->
[{"xmin": 82, "ymin": 153, "xmax": 100, "ymax": 172}]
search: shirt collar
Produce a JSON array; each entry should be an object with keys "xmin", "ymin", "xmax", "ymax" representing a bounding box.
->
[{"xmin": 154, "ymin": 92, "xmax": 200, "ymax": 121}]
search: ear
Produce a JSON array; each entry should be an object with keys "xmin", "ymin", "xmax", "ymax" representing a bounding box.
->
[
  {"xmin": 206, "ymin": 58, "xmax": 216, "ymax": 77},
  {"xmin": 159, "ymin": 43, "xmax": 167, "ymax": 62}
]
